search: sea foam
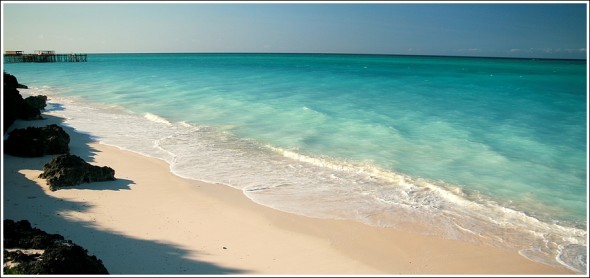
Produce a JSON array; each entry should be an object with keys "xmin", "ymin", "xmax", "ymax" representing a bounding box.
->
[{"xmin": 7, "ymin": 53, "xmax": 587, "ymax": 273}]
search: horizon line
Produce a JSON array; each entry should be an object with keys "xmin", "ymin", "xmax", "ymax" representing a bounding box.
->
[{"xmin": 63, "ymin": 51, "xmax": 590, "ymax": 61}]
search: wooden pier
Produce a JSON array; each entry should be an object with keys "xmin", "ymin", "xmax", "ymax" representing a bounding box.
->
[{"xmin": 4, "ymin": 50, "xmax": 87, "ymax": 63}]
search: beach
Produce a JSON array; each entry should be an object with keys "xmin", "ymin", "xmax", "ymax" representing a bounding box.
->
[{"xmin": 2, "ymin": 115, "xmax": 575, "ymax": 275}]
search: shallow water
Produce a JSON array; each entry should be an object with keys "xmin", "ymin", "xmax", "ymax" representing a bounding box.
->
[{"xmin": 5, "ymin": 53, "xmax": 587, "ymax": 273}]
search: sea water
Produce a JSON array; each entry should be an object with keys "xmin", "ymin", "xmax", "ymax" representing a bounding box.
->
[{"xmin": 3, "ymin": 53, "xmax": 587, "ymax": 273}]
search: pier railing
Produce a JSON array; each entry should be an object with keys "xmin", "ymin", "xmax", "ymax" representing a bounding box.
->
[{"xmin": 4, "ymin": 53, "xmax": 87, "ymax": 63}]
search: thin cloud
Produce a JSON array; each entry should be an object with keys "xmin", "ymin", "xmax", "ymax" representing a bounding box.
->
[
  {"xmin": 458, "ymin": 48, "xmax": 481, "ymax": 52},
  {"xmin": 529, "ymin": 48, "xmax": 587, "ymax": 53}
]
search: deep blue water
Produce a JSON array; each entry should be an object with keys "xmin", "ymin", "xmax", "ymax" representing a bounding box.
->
[{"xmin": 4, "ymin": 53, "xmax": 587, "ymax": 273}]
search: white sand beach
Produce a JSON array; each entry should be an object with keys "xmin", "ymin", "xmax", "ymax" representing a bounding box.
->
[{"xmin": 2, "ymin": 116, "xmax": 574, "ymax": 275}]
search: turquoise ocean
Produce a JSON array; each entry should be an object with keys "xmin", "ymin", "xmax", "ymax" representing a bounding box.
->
[{"xmin": 3, "ymin": 53, "xmax": 588, "ymax": 273}]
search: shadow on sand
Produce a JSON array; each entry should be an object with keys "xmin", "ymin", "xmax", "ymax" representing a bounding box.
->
[{"xmin": 3, "ymin": 115, "xmax": 248, "ymax": 274}]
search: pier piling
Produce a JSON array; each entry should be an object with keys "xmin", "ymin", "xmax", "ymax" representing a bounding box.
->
[{"xmin": 4, "ymin": 51, "xmax": 87, "ymax": 63}]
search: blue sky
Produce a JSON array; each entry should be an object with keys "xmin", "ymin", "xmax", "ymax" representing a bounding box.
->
[{"xmin": 1, "ymin": 1, "xmax": 588, "ymax": 59}]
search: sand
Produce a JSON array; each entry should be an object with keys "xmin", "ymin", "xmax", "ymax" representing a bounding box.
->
[{"xmin": 2, "ymin": 116, "xmax": 575, "ymax": 275}]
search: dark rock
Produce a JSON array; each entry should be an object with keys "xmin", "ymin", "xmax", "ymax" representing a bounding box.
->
[
  {"xmin": 32, "ymin": 244, "xmax": 109, "ymax": 274},
  {"xmin": 3, "ymin": 72, "xmax": 41, "ymax": 132},
  {"xmin": 3, "ymin": 219, "xmax": 109, "ymax": 274},
  {"xmin": 4, "ymin": 124, "xmax": 70, "ymax": 157},
  {"xmin": 3, "ymin": 219, "xmax": 64, "ymax": 250},
  {"xmin": 24, "ymin": 95, "xmax": 48, "ymax": 110},
  {"xmin": 3, "ymin": 71, "xmax": 25, "ymax": 88},
  {"xmin": 39, "ymin": 154, "xmax": 116, "ymax": 191},
  {"xmin": 4, "ymin": 72, "xmax": 29, "ymax": 89},
  {"xmin": 3, "ymin": 72, "xmax": 24, "ymax": 131},
  {"xmin": 19, "ymin": 100, "xmax": 43, "ymax": 120}
]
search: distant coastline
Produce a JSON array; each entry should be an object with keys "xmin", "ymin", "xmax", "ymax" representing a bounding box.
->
[{"xmin": 78, "ymin": 52, "xmax": 589, "ymax": 61}]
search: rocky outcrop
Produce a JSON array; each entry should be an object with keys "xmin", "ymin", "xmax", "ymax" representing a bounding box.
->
[
  {"xmin": 24, "ymin": 95, "xmax": 48, "ymax": 110},
  {"xmin": 39, "ymin": 154, "xmax": 116, "ymax": 191},
  {"xmin": 3, "ymin": 72, "xmax": 42, "ymax": 132},
  {"xmin": 3, "ymin": 219, "xmax": 109, "ymax": 274},
  {"xmin": 4, "ymin": 124, "xmax": 70, "ymax": 157}
]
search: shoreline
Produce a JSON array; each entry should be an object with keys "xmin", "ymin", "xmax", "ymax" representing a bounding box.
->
[{"xmin": 2, "ymin": 115, "xmax": 576, "ymax": 275}]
